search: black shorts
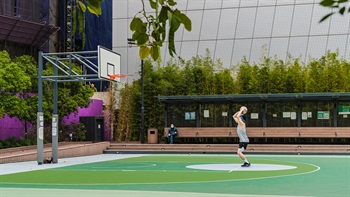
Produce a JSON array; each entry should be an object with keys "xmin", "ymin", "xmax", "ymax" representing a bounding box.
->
[{"xmin": 238, "ymin": 142, "xmax": 249, "ymax": 150}]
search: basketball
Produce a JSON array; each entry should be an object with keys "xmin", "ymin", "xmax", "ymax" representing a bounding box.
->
[{"xmin": 241, "ymin": 106, "xmax": 248, "ymax": 114}]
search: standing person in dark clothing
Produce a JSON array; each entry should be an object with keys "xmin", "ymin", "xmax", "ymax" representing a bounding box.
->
[{"xmin": 168, "ymin": 123, "xmax": 178, "ymax": 144}]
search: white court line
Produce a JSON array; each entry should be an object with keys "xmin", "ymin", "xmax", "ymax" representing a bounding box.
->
[
  {"xmin": 0, "ymin": 154, "xmax": 148, "ymax": 175},
  {"xmin": 186, "ymin": 164, "xmax": 297, "ymax": 172},
  {"xmin": 0, "ymin": 154, "xmax": 321, "ymax": 187},
  {"xmin": 0, "ymin": 188, "xmax": 315, "ymax": 197},
  {"xmin": 229, "ymin": 166, "xmax": 241, "ymax": 173},
  {"xmin": 152, "ymin": 154, "xmax": 350, "ymax": 158},
  {"xmin": 0, "ymin": 163, "xmax": 321, "ymax": 187}
]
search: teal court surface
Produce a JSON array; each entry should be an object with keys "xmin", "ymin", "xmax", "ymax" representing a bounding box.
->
[{"xmin": 0, "ymin": 154, "xmax": 349, "ymax": 197}]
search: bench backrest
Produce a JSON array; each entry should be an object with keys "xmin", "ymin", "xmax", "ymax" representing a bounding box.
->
[{"xmin": 163, "ymin": 127, "xmax": 350, "ymax": 138}]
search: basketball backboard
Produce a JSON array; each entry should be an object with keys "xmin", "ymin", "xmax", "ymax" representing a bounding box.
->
[{"xmin": 98, "ymin": 45, "xmax": 121, "ymax": 82}]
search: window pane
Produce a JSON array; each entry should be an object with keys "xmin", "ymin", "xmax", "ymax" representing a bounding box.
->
[
  {"xmin": 180, "ymin": 41, "xmax": 199, "ymax": 61},
  {"xmin": 200, "ymin": 104, "xmax": 230, "ymax": 127},
  {"xmin": 291, "ymin": 5, "xmax": 313, "ymax": 36},
  {"xmin": 246, "ymin": 103, "xmax": 263, "ymax": 127},
  {"xmin": 250, "ymin": 38, "xmax": 270, "ymax": 62},
  {"xmin": 306, "ymin": 36, "xmax": 328, "ymax": 58},
  {"xmin": 205, "ymin": 0, "xmax": 224, "ymax": 9},
  {"xmin": 222, "ymin": 0, "xmax": 240, "ymax": 8},
  {"xmin": 217, "ymin": 9, "xmax": 238, "ymax": 39},
  {"xmin": 302, "ymin": 102, "xmax": 334, "ymax": 127},
  {"xmin": 187, "ymin": 0, "xmax": 205, "ymax": 10},
  {"xmin": 236, "ymin": 7, "xmax": 256, "ymax": 39},
  {"xmin": 254, "ymin": 7, "xmax": 275, "ymax": 38},
  {"xmin": 267, "ymin": 103, "xmax": 298, "ymax": 127},
  {"xmin": 241, "ymin": 0, "xmax": 258, "ymax": 7},
  {"xmin": 113, "ymin": 0, "xmax": 127, "ymax": 19},
  {"xmin": 329, "ymin": 13, "xmax": 350, "ymax": 34},
  {"xmin": 272, "ymin": 6, "xmax": 294, "ymax": 37},
  {"xmin": 200, "ymin": 10, "xmax": 221, "ymax": 40},
  {"xmin": 338, "ymin": 102, "xmax": 350, "ymax": 127},
  {"xmin": 310, "ymin": 5, "xmax": 331, "ymax": 35},
  {"xmin": 112, "ymin": 19, "xmax": 128, "ymax": 47},
  {"xmin": 214, "ymin": 40, "xmax": 234, "ymax": 67},
  {"xmin": 232, "ymin": 39, "xmax": 252, "ymax": 65},
  {"xmin": 198, "ymin": 41, "xmax": 216, "ymax": 56},
  {"xmin": 182, "ymin": 11, "xmax": 203, "ymax": 40},
  {"xmin": 287, "ymin": 37, "xmax": 308, "ymax": 60},
  {"xmin": 269, "ymin": 38, "xmax": 289, "ymax": 59},
  {"xmin": 326, "ymin": 35, "xmax": 347, "ymax": 55},
  {"xmin": 168, "ymin": 105, "xmax": 197, "ymax": 127}
]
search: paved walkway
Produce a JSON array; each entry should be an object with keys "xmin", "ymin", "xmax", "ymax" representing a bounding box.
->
[{"xmin": 0, "ymin": 154, "xmax": 146, "ymax": 175}]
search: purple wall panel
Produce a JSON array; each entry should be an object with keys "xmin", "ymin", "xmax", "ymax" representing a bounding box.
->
[
  {"xmin": 62, "ymin": 99, "xmax": 110, "ymax": 141},
  {"xmin": 0, "ymin": 114, "xmax": 27, "ymax": 139},
  {"xmin": 0, "ymin": 99, "xmax": 109, "ymax": 140},
  {"xmin": 62, "ymin": 99, "xmax": 104, "ymax": 124}
]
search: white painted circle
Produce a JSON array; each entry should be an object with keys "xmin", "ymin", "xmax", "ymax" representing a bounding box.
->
[{"xmin": 186, "ymin": 164, "xmax": 297, "ymax": 171}]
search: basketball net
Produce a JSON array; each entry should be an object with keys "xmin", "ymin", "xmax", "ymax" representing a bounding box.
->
[{"xmin": 109, "ymin": 74, "xmax": 128, "ymax": 81}]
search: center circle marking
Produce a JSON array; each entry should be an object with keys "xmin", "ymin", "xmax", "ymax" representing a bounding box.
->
[{"xmin": 186, "ymin": 164, "xmax": 297, "ymax": 171}]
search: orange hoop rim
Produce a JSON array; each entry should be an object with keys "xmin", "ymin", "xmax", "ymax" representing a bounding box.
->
[{"xmin": 109, "ymin": 74, "xmax": 128, "ymax": 80}]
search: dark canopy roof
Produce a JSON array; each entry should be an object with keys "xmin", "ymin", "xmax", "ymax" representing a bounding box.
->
[
  {"xmin": 157, "ymin": 92, "xmax": 350, "ymax": 105},
  {"xmin": 0, "ymin": 15, "xmax": 59, "ymax": 48}
]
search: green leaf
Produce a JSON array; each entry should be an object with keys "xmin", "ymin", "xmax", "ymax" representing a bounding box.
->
[
  {"xmin": 139, "ymin": 46, "xmax": 150, "ymax": 60},
  {"xmin": 159, "ymin": 0, "xmax": 164, "ymax": 5},
  {"xmin": 161, "ymin": 22, "xmax": 166, "ymax": 42},
  {"xmin": 167, "ymin": 10, "xmax": 173, "ymax": 23},
  {"xmin": 154, "ymin": 40, "xmax": 163, "ymax": 47},
  {"xmin": 140, "ymin": 22, "xmax": 148, "ymax": 33},
  {"xmin": 151, "ymin": 31, "xmax": 160, "ymax": 42},
  {"xmin": 87, "ymin": 0, "xmax": 102, "ymax": 16},
  {"xmin": 320, "ymin": 0, "xmax": 335, "ymax": 7},
  {"xmin": 174, "ymin": 9, "xmax": 192, "ymax": 31},
  {"xmin": 159, "ymin": 6, "xmax": 169, "ymax": 22},
  {"xmin": 78, "ymin": 9, "xmax": 84, "ymax": 33},
  {"xmin": 78, "ymin": 1, "xmax": 87, "ymax": 12},
  {"xmin": 130, "ymin": 17, "xmax": 143, "ymax": 31},
  {"xmin": 132, "ymin": 31, "xmax": 141, "ymax": 41},
  {"xmin": 319, "ymin": 12, "xmax": 334, "ymax": 22},
  {"xmin": 136, "ymin": 33, "xmax": 149, "ymax": 46},
  {"xmin": 82, "ymin": 30, "xmax": 86, "ymax": 48},
  {"xmin": 72, "ymin": 6, "xmax": 77, "ymax": 35},
  {"xmin": 168, "ymin": 0, "xmax": 177, "ymax": 6},
  {"xmin": 339, "ymin": 7, "xmax": 346, "ymax": 15},
  {"xmin": 170, "ymin": 15, "xmax": 181, "ymax": 32},
  {"xmin": 149, "ymin": 0, "xmax": 157, "ymax": 9},
  {"xmin": 168, "ymin": 30, "xmax": 176, "ymax": 57},
  {"xmin": 151, "ymin": 45, "xmax": 160, "ymax": 61}
]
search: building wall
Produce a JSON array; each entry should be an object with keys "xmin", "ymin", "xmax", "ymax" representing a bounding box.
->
[
  {"xmin": 0, "ymin": 99, "xmax": 106, "ymax": 140},
  {"xmin": 49, "ymin": 0, "xmax": 59, "ymax": 52},
  {"xmin": 112, "ymin": 0, "xmax": 350, "ymax": 83},
  {"xmin": 62, "ymin": 99, "xmax": 110, "ymax": 141},
  {"xmin": 62, "ymin": 99, "xmax": 104, "ymax": 125}
]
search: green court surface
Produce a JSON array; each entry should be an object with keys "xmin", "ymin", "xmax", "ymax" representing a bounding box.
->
[{"xmin": 0, "ymin": 154, "xmax": 349, "ymax": 197}]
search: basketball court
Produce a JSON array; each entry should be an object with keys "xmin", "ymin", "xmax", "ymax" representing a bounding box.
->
[
  {"xmin": 28, "ymin": 47, "xmax": 349, "ymax": 197},
  {"xmin": 0, "ymin": 154, "xmax": 349, "ymax": 197}
]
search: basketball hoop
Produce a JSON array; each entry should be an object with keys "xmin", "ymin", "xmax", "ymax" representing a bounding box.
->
[{"xmin": 109, "ymin": 74, "xmax": 128, "ymax": 81}]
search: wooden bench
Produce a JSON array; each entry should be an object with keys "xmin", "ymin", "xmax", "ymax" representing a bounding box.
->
[{"xmin": 162, "ymin": 127, "xmax": 350, "ymax": 142}]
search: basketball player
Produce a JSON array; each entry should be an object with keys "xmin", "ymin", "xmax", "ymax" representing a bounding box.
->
[{"xmin": 233, "ymin": 106, "xmax": 250, "ymax": 167}]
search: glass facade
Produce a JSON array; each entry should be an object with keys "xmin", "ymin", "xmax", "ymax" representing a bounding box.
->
[{"xmin": 112, "ymin": 0, "xmax": 350, "ymax": 83}]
